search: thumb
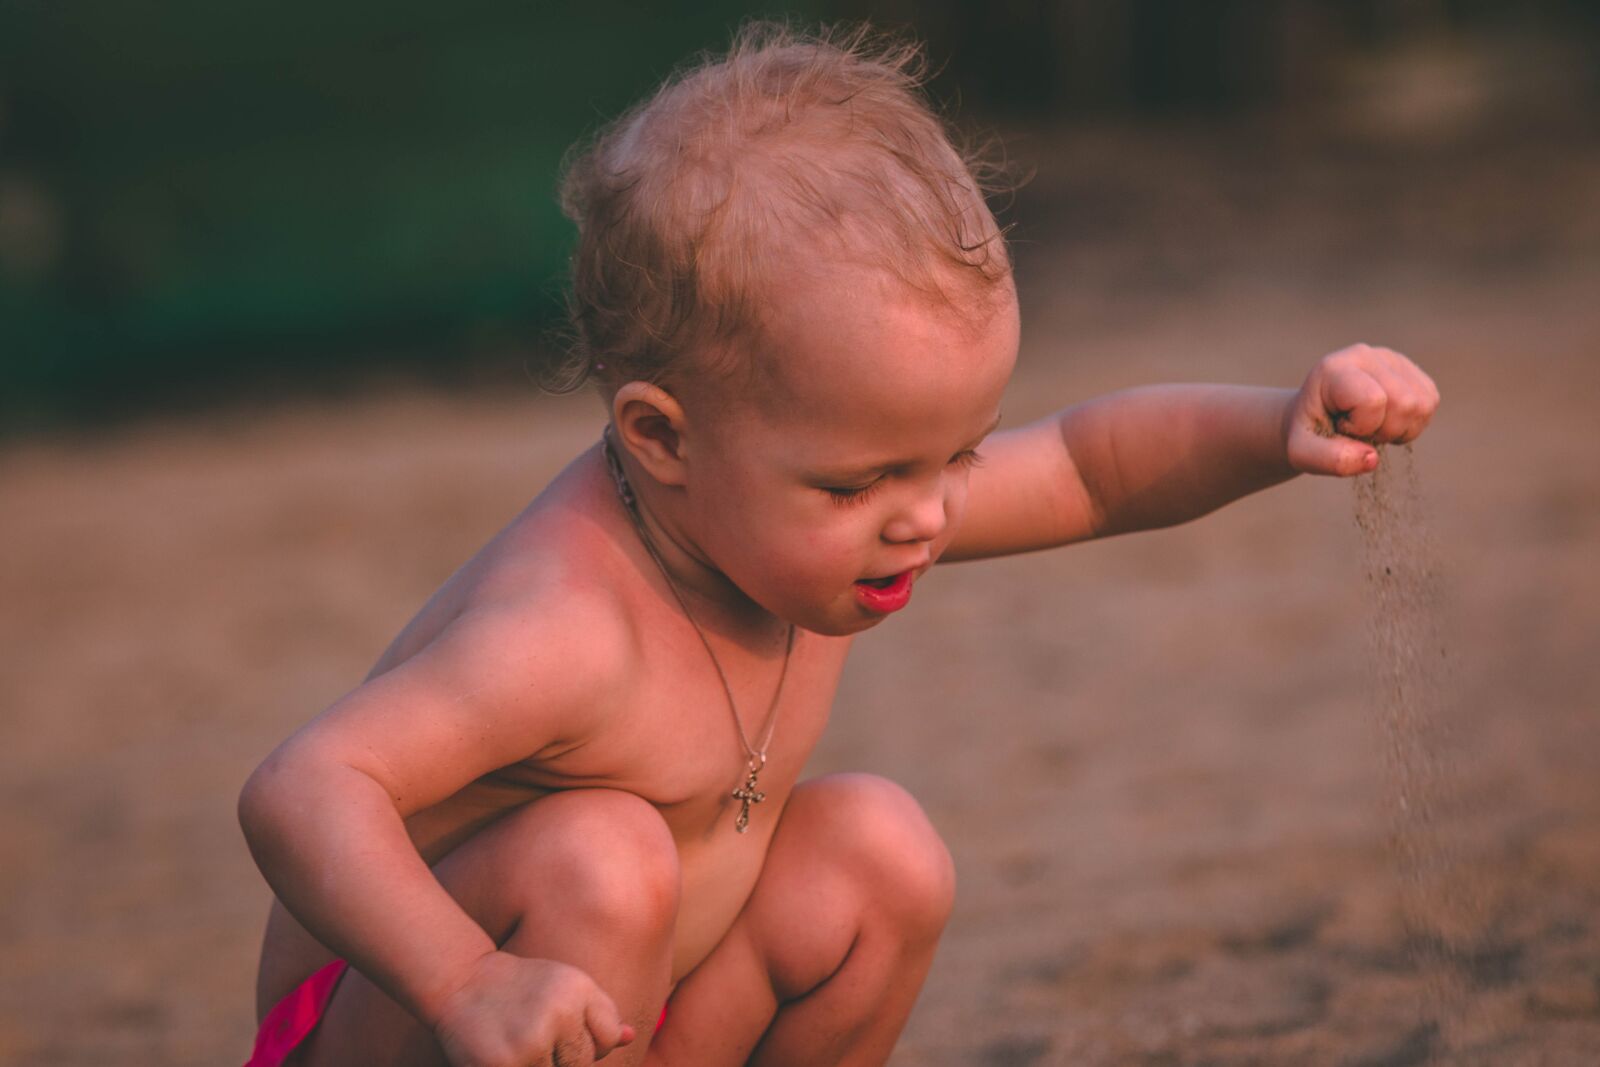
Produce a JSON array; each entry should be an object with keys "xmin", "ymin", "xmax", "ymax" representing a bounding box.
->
[
  {"xmin": 1286, "ymin": 419, "xmax": 1379, "ymax": 477},
  {"xmin": 584, "ymin": 990, "xmax": 632, "ymax": 1059}
]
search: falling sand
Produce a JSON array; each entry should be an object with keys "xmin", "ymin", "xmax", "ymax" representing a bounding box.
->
[{"xmin": 1354, "ymin": 444, "xmax": 1489, "ymax": 1057}]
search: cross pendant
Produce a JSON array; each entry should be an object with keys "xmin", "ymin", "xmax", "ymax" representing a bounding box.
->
[{"xmin": 731, "ymin": 766, "xmax": 766, "ymax": 834}]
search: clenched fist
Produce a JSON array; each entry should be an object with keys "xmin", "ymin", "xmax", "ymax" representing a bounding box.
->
[
  {"xmin": 433, "ymin": 952, "xmax": 636, "ymax": 1067},
  {"xmin": 1284, "ymin": 343, "xmax": 1440, "ymax": 476}
]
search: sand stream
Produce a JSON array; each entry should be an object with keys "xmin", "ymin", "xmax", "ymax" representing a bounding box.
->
[{"xmin": 1355, "ymin": 445, "xmax": 1488, "ymax": 1058}]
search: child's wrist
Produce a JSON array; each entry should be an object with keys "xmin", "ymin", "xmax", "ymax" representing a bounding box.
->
[
  {"xmin": 1277, "ymin": 390, "xmax": 1299, "ymax": 468},
  {"xmin": 415, "ymin": 945, "xmax": 501, "ymax": 1029}
]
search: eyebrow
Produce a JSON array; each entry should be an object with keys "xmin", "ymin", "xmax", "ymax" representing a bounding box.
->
[{"xmin": 817, "ymin": 410, "xmax": 1004, "ymax": 481}]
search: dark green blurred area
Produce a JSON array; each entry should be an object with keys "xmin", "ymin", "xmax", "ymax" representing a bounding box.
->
[
  {"xmin": 1, "ymin": 0, "xmax": 814, "ymax": 423},
  {"xmin": 1, "ymin": 0, "xmax": 1593, "ymax": 426}
]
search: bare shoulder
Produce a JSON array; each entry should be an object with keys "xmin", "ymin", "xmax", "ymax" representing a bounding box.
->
[
  {"xmin": 394, "ymin": 444, "xmax": 647, "ymax": 747},
  {"xmin": 274, "ymin": 445, "xmax": 646, "ymax": 812},
  {"xmin": 428, "ymin": 577, "xmax": 639, "ymax": 750}
]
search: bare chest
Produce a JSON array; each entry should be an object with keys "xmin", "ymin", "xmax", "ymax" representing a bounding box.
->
[
  {"xmin": 506, "ymin": 627, "xmax": 846, "ymax": 835},
  {"xmin": 408, "ymin": 627, "xmax": 851, "ymax": 975}
]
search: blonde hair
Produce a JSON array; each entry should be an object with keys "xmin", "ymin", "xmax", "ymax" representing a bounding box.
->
[{"xmin": 551, "ymin": 20, "xmax": 1014, "ymax": 393}]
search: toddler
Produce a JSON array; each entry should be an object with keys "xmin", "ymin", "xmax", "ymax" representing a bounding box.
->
[{"xmin": 239, "ymin": 22, "xmax": 1439, "ymax": 1067}]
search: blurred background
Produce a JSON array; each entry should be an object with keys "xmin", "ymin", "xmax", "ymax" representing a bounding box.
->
[
  {"xmin": 5, "ymin": 0, "xmax": 1594, "ymax": 425},
  {"xmin": 3, "ymin": 2, "xmax": 1598, "ymax": 1064}
]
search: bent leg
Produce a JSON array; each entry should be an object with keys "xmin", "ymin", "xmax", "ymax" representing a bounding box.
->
[
  {"xmin": 648, "ymin": 773, "xmax": 956, "ymax": 1067},
  {"xmin": 296, "ymin": 789, "xmax": 679, "ymax": 1067}
]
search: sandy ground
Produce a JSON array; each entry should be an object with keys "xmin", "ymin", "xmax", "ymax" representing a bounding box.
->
[{"xmin": 3, "ymin": 120, "xmax": 1598, "ymax": 1065}]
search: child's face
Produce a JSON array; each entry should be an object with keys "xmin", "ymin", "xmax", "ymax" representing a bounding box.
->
[{"xmin": 682, "ymin": 267, "xmax": 1019, "ymax": 636}]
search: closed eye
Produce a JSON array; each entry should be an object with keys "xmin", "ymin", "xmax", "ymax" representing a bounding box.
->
[
  {"xmin": 826, "ymin": 450, "xmax": 982, "ymax": 506},
  {"xmin": 950, "ymin": 448, "xmax": 984, "ymax": 471},
  {"xmin": 824, "ymin": 478, "xmax": 884, "ymax": 507}
]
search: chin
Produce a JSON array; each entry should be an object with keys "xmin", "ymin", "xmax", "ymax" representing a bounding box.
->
[{"xmin": 793, "ymin": 607, "xmax": 889, "ymax": 639}]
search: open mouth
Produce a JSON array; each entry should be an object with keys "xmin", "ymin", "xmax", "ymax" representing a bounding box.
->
[{"xmin": 853, "ymin": 569, "xmax": 915, "ymax": 614}]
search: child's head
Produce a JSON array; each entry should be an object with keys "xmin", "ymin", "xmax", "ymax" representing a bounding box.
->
[
  {"xmin": 559, "ymin": 22, "xmax": 1020, "ymax": 634},
  {"xmin": 555, "ymin": 20, "xmax": 1015, "ymax": 400}
]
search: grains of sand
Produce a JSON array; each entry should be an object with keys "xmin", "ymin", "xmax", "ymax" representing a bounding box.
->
[{"xmin": 1353, "ymin": 444, "xmax": 1486, "ymax": 1055}]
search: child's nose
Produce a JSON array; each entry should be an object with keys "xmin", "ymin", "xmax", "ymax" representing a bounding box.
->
[{"xmin": 882, "ymin": 481, "xmax": 950, "ymax": 545}]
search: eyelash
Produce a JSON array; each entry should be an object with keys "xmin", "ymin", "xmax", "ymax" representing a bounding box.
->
[{"xmin": 824, "ymin": 449, "xmax": 984, "ymax": 508}]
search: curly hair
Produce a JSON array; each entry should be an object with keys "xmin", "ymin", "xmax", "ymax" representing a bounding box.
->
[{"xmin": 549, "ymin": 19, "xmax": 1014, "ymax": 394}]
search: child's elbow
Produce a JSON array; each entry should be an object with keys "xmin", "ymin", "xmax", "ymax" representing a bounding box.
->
[{"xmin": 237, "ymin": 746, "xmax": 302, "ymax": 852}]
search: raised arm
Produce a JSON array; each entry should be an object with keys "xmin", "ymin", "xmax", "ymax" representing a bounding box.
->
[
  {"xmin": 945, "ymin": 344, "xmax": 1439, "ymax": 561},
  {"xmin": 237, "ymin": 598, "xmax": 630, "ymax": 1031}
]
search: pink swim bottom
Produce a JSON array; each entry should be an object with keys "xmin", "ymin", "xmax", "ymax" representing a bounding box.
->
[
  {"xmin": 244, "ymin": 960, "xmax": 667, "ymax": 1067},
  {"xmin": 243, "ymin": 959, "xmax": 350, "ymax": 1067}
]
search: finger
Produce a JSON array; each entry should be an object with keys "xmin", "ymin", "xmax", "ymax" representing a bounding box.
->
[
  {"xmin": 1319, "ymin": 366, "xmax": 1388, "ymax": 440},
  {"xmin": 1359, "ymin": 346, "xmax": 1441, "ymax": 444},
  {"xmin": 1286, "ymin": 420, "xmax": 1379, "ymax": 477},
  {"xmin": 1364, "ymin": 362, "xmax": 1426, "ymax": 443},
  {"xmin": 1392, "ymin": 362, "xmax": 1441, "ymax": 443},
  {"xmin": 552, "ymin": 1031, "xmax": 596, "ymax": 1067},
  {"xmin": 584, "ymin": 992, "xmax": 630, "ymax": 1058}
]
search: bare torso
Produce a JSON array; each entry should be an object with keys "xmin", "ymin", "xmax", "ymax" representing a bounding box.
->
[{"xmin": 256, "ymin": 443, "xmax": 855, "ymax": 1014}]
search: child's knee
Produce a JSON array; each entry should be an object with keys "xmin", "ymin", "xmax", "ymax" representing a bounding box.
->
[
  {"xmin": 489, "ymin": 788, "xmax": 680, "ymax": 937},
  {"xmin": 792, "ymin": 773, "xmax": 956, "ymax": 933}
]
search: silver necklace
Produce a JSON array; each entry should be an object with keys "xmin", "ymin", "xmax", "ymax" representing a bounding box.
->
[{"xmin": 602, "ymin": 428, "xmax": 795, "ymax": 834}]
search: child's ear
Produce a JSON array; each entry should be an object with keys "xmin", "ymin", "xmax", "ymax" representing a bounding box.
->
[{"xmin": 613, "ymin": 381, "xmax": 691, "ymax": 488}]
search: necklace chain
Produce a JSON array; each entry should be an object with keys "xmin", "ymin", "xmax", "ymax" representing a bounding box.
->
[{"xmin": 602, "ymin": 429, "xmax": 794, "ymax": 830}]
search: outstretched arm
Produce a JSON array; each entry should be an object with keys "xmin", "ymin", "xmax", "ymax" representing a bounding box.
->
[{"xmin": 944, "ymin": 344, "xmax": 1439, "ymax": 561}]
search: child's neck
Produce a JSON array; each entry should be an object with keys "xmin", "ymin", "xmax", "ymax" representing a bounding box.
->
[{"xmin": 608, "ymin": 451, "xmax": 792, "ymax": 657}]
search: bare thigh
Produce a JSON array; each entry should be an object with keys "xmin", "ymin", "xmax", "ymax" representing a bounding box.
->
[
  {"xmin": 646, "ymin": 773, "xmax": 956, "ymax": 1067},
  {"xmin": 276, "ymin": 789, "xmax": 680, "ymax": 1067}
]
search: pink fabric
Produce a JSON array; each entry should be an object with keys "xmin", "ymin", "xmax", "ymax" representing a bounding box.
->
[
  {"xmin": 244, "ymin": 958, "xmax": 666, "ymax": 1065},
  {"xmin": 243, "ymin": 959, "xmax": 349, "ymax": 1067}
]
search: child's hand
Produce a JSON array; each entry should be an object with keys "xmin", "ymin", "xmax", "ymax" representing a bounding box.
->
[
  {"xmin": 1284, "ymin": 343, "xmax": 1440, "ymax": 476},
  {"xmin": 433, "ymin": 951, "xmax": 635, "ymax": 1067}
]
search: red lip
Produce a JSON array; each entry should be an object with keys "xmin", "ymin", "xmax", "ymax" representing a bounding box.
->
[{"xmin": 853, "ymin": 570, "xmax": 914, "ymax": 614}]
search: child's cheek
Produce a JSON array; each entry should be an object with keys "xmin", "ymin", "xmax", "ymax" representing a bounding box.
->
[
  {"xmin": 928, "ymin": 484, "xmax": 969, "ymax": 557},
  {"xmin": 791, "ymin": 525, "xmax": 863, "ymax": 578}
]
